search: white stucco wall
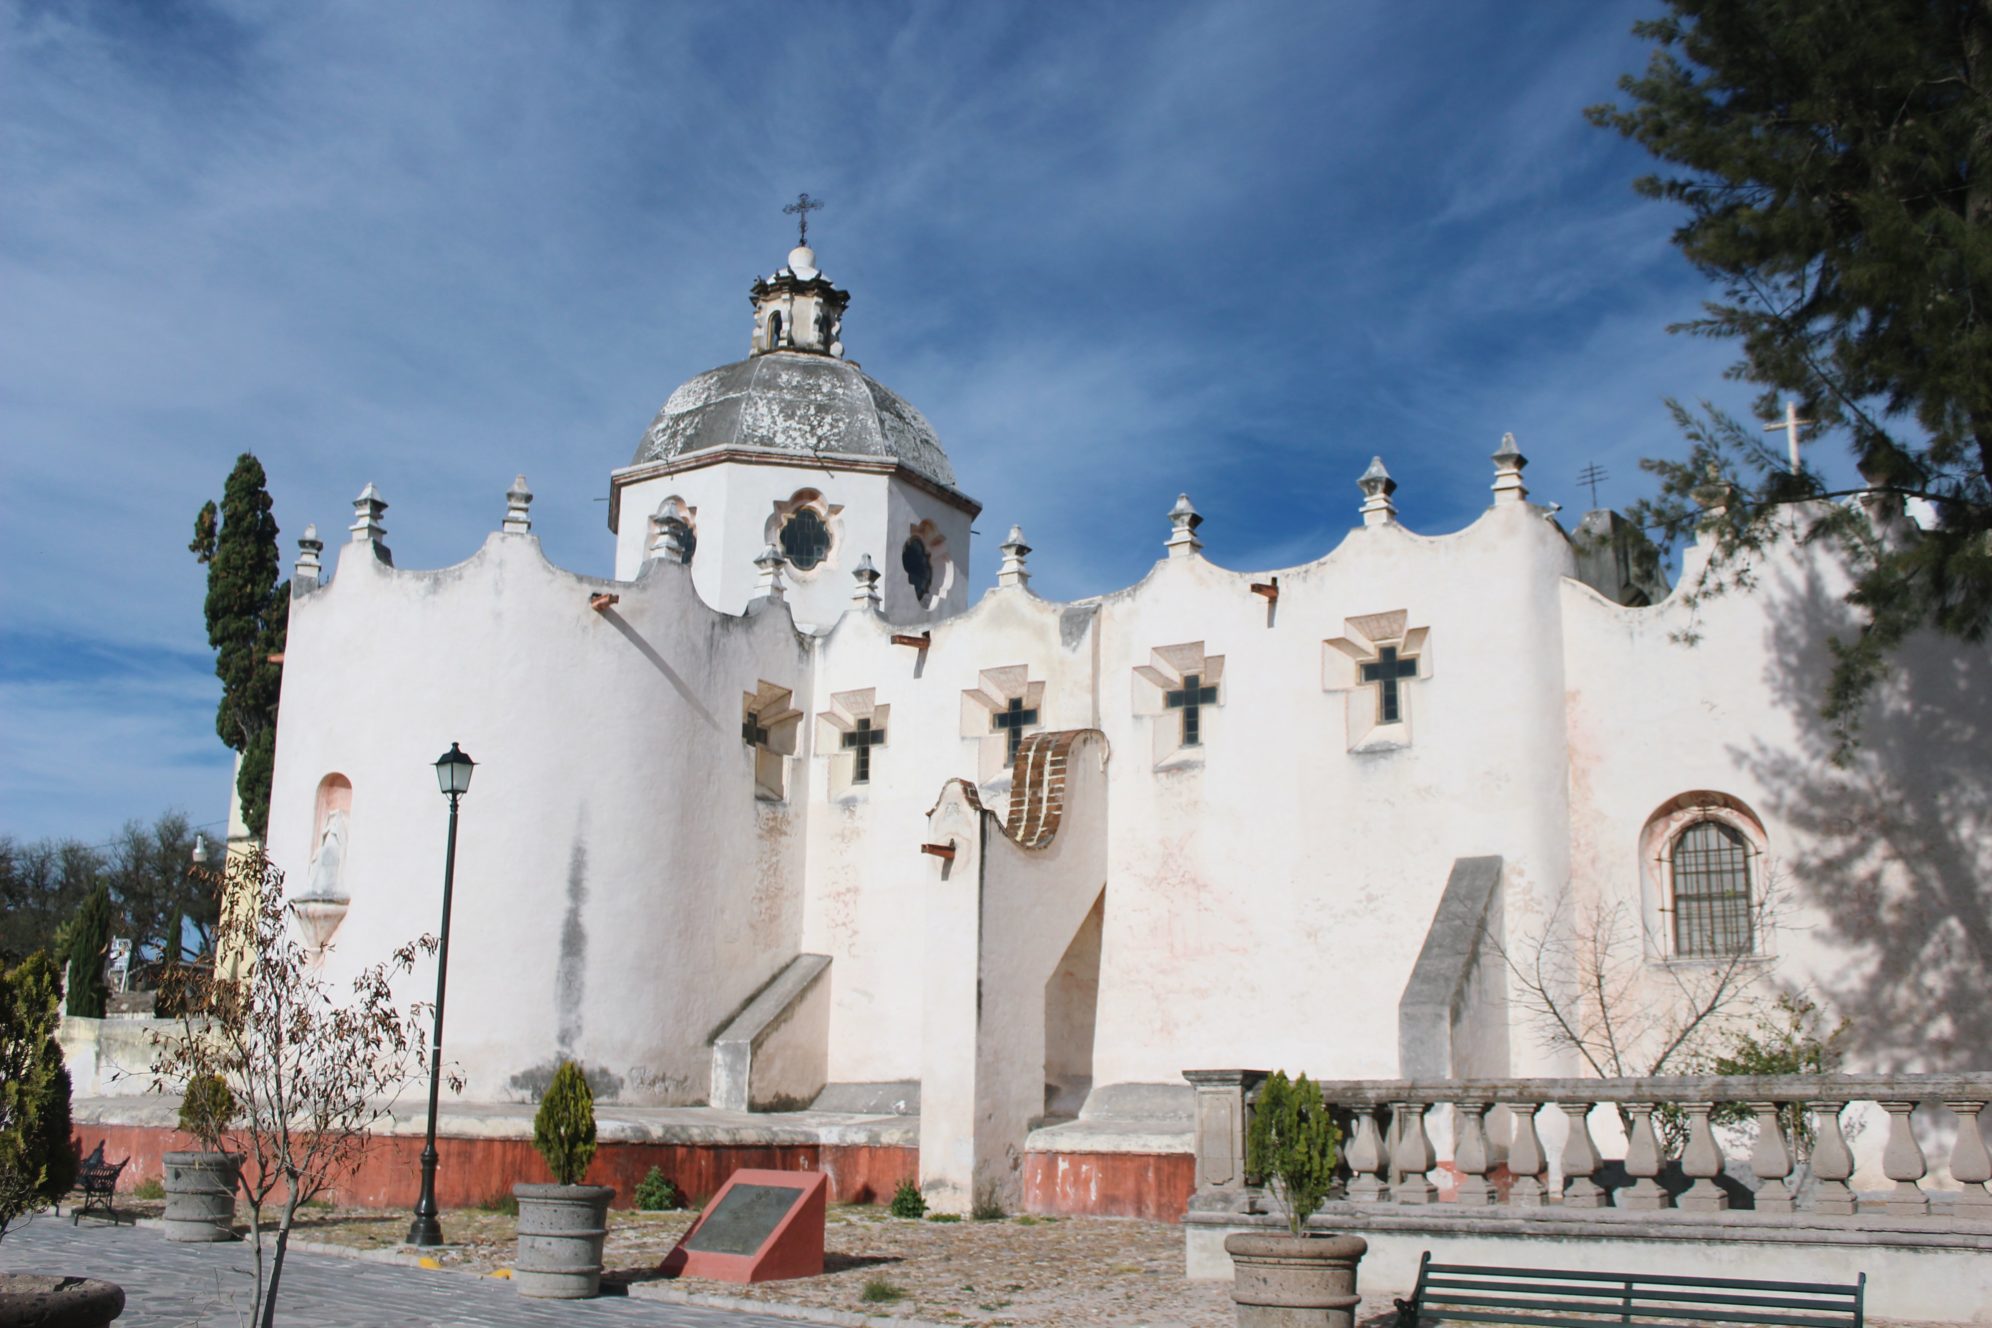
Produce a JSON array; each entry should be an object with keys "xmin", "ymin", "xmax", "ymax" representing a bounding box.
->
[
  {"xmin": 267, "ymin": 530, "xmax": 812, "ymax": 1104},
  {"xmin": 1559, "ymin": 515, "xmax": 1992, "ymax": 1073},
  {"xmin": 266, "ymin": 439, "xmax": 1985, "ymax": 1196}
]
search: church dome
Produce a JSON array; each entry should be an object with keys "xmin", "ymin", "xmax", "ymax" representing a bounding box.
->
[{"xmin": 632, "ymin": 351, "xmax": 959, "ymax": 490}]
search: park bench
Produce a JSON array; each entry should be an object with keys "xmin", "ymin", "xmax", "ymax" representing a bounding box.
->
[
  {"xmin": 1395, "ymin": 1252, "xmax": 1864, "ymax": 1327},
  {"xmin": 70, "ymin": 1142, "xmax": 129, "ymax": 1226}
]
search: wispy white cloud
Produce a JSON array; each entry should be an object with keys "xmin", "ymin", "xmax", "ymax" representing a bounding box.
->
[{"xmin": 1, "ymin": 1, "xmax": 1752, "ymax": 837}]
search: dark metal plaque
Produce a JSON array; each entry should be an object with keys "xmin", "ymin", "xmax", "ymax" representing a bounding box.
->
[{"xmin": 682, "ymin": 1183, "xmax": 803, "ymax": 1256}]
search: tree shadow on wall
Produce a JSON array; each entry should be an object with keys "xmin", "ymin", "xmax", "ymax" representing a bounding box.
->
[{"xmin": 1730, "ymin": 559, "xmax": 1990, "ymax": 1070}]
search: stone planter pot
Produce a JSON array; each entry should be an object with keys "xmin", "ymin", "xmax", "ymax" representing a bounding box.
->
[
  {"xmin": 512, "ymin": 1183, "xmax": 615, "ymax": 1299},
  {"xmin": 1224, "ymin": 1231, "xmax": 1367, "ymax": 1328},
  {"xmin": 161, "ymin": 1151, "xmax": 242, "ymax": 1243},
  {"xmin": 0, "ymin": 1273, "xmax": 127, "ymax": 1327}
]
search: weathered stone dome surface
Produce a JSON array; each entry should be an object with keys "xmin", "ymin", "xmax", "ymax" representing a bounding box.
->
[{"xmin": 634, "ymin": 352, "xmax": 957, "ymax": 489}]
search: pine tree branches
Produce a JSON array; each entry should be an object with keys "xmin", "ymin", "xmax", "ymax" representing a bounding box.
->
[{"xmin": 1594, "ymin": 0, "xmax": 1992, "ymax": 751}]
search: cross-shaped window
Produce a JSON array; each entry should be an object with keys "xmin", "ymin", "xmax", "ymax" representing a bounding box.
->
[
  {"xmin": 1359, "ymin": 645, "xmax": 1419, "ymax": 724},
  {"xmin": 1163, "ymin": 673, "xmax": 1219, "ymax": 747},
  {"xmin": 990, "ymin": 695, "xmax": 1039, "ymax": 765},
  {"xmin": 840, "ymin": 717, "xmax": 887, "ymax": 783},
  {"xmin": 742, "ymin": 715, "xmax": 771, "ymax": 747}
]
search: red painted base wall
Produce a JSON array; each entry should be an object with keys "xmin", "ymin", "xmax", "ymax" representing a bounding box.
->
[
  {"xmin": 1022, "ymin": 1151, "xmax": 1196, "ymax": 1222},
  {"xmin": 74, "ymin": 1124, "xmax": 917, "ymax": 1210},
  {"xmin": 77, "ymin": 1124, "xmax": 1194, "ymax": 1220}
]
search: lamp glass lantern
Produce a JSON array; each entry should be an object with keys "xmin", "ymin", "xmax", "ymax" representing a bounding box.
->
[{"xmin": 434, "ymin": 743, "xmax": 475, "ymax": 798}]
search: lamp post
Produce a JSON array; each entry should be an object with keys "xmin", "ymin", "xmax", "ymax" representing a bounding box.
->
[{"xmin": 408, "ymin": 742, "xmax": 474, "ymax": 1247}]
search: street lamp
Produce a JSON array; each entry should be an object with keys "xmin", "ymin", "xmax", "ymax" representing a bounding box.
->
[{"xmin": 408, "ymin": 742, "xmax": 474, "ymax": 1247}]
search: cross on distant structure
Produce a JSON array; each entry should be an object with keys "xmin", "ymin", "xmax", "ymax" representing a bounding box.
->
[
  {"xmin": 783, "ymin": 193, "xmax": 824, "ymax": 246},
  {"xmin": 742, "ymin": 714, "xmax": 771, "ymax": 747},
  {"xmin": 1163, "ymin": 673, "xmax": 1219, "ymax": 747},
  {"xmin": 1359, "ymin": 646, "xmax": 1419, "ymax": 724},
  {"xmin": 990, "ymin": 695, "xmax": 1039, "ymax": 765},
  {"xmin": 1764, "ymin": 399, "xmax": 1815, "ymax": 474},
  {"xmin": 840, "ymin": 716, "xmax": 886, "ymax": 783},
  {"xmin": 1577, "ymin": 463, "xmax": 1609, "ymax": 509}
]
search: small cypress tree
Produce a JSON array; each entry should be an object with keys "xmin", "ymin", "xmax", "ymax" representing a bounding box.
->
[
  {"xmin": 1246, "ymin": 1071, "xmax": 1342, "ymax": 1237},
  {"xmin": 191, "ymin": 454, "xmax": 288, "ymax": 841},
  {"xmin": 64, "ymin": 886, "xmax": 111, "ymax": 1018},
  {"xmin": 532, "ymin": 1061, "xmax": 597, "ymax": 1186}
]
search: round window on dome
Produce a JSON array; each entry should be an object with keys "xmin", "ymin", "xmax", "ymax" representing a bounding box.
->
[
  {"xmin": 902, "ymin": 535, "xmax": 933, "ymax": 601},
  {"xmin": 662, "ymin": 518, "xmax": 696, "ymax": 565},
  {"xmin": 780, "ymin": 508, "xmax": 831, "ymax": 570}
]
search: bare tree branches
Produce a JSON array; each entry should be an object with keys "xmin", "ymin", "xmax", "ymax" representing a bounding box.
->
[
  {"xmin": 150, "ymin": 851, "xmax": 448, "ymax": 1328},
  {"xmin": 1487, "ymin": 874, "xmax": 1787, "ymax": 1081}
]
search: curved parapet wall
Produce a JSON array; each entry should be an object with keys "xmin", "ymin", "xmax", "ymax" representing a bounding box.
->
[{"xmin": 267, "ymin": 528, "xmax": 812, "ymax": 1105}]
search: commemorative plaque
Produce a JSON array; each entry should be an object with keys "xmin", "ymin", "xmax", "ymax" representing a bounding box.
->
[{"xmin": 660, "ymin": 1168, "xmax": 827, "ymax": 1283}]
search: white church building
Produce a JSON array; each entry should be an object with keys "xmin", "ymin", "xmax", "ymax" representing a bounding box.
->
[{"xmin": 248, "ymin": 238, "xmax": 1987, "ymax": 1219}]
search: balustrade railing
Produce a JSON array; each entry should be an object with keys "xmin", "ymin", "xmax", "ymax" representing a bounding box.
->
[{"xmin": 1182, "ymin": 1071, "xmax": 1992, "ymax": 1223}]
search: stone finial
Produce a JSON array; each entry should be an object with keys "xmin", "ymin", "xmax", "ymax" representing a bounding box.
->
[
  {"xmin": 851, "ymin": 553, "xmax": 883, "ymax": 609},
  {"xmin": 1693, "ymin": 459, "xmax": 1734, "ymax": 536},
  {"xmin": 1358, "ymin": 457, "xmax": 1398, "ymax": 527},
  {"xmin": 752, "ymin": 543, "xmax": 788, "ymax": 602},
  {"xmin": 1165, "ymin": 494, "xmax": 1204, "ymax": 558},
  {"xmin": 349, "ymin": 482, "xmax": 389, "ymax": 552},
  {"xmin": 998, "ymin": 524, "xmax": 1032, "ymax": 589},
  {"xmin": 503, "ymin": 475, "xmax": 533, "ymax": 534},
  {"xmin": 294, "ymin": 524, "xmax": 324, "ymax": 587},
  {"xmin": 1491, "ymin": 433, "xmax": 1529, "ymax": 504},
  {"xmin": 647, "ymin": 511, "xmax": 685, "ymax": 564}
]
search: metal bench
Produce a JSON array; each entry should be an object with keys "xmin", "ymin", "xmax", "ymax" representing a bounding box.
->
[
  {"xmin": 70, "ymin": 1142, "xmax": 129, "ymax": 1226},
  {"xmin": 1395, "ymin": 1252, "xmax": 1864, "ymax": 1327}
]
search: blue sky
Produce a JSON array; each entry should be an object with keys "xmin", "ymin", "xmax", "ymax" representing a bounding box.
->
[{"xmin": 2, "ymin": 1, "xmax": 1788, "ymax": 842}]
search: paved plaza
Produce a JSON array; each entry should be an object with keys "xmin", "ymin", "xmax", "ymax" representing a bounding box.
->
[{"xmin": 0, "ymin": 1217, "xmax": 821, "ymax": 1328}]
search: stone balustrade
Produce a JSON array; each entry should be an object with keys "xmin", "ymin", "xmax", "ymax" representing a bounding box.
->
[{"xmin": 1184, "ymin": 1070, "xmax": 1992, "ymax": 1223}]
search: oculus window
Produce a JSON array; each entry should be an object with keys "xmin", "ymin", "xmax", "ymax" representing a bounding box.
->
[
  {"xmin": 662, "ymin": 517, "xmax": 695, "ymax": 564},
  {"xmin": 902, "ymin": 536, "xmax": 934, "ymax": 601},
  {"xmin": 780, "ymin": 508, "xmax": 831, "ymax": 570}
]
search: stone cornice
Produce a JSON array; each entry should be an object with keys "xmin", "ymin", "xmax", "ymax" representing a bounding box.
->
[{"xmin": 607, "ymin": 449, "xmax": 981, "ymax": 533}]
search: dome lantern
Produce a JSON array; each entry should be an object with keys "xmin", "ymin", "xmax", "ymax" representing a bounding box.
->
[{"xmin": 751, "ymin": 196, "xmax": 848, "ymax": 357}]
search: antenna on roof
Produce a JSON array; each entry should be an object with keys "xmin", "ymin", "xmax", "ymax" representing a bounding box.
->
[{"xmin": 1576, "ymin": 463, "xmax": 1609, "ymax": 510}]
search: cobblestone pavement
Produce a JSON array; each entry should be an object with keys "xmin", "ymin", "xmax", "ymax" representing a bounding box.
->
[{"xmin": 0, "ymin": 1217, "xmax": 818, "ymax": 1327}]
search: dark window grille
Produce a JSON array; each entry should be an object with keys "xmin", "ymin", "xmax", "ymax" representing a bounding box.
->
[
  {"xmin": 1163, "ymin": 673, "xmax": 1219, "ymax": 747},
  {"xmin": 780, "ymin": 508, "xmax": 830, "ymax": 570},
  {"xmin": 840, "ymin": 717, "xmax": 886, "ymax": 784},
  {"xmin": 902, "ymin": 536, "xmax": 934, "ymax": 601},
  {"xmin": 1359, "ymin": 645, "xmax": 1418, "ymax": 724},
  {"xmin": 990, "ymin": 696, "xmax": 1039, "ymax": 765},
  {"xmin": 1671, "ymin": 819, "xmax": 1754, "ymax": 957}
]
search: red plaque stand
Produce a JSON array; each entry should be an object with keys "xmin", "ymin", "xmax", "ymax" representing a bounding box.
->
[{"xmin": 659, "ymin": 1168, "xmax": 827, "ymax": 1283}]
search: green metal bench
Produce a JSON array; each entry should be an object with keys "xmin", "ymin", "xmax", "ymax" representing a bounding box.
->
[{"xmin": 1395, "ymin": 1252, "xmax": 1864, "ymax": 1327}]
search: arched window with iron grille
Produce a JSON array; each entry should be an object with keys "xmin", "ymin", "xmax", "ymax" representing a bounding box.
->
[{"xmin": 1669, "ymin": 819, "xmax": 1754, "ymax": 957}]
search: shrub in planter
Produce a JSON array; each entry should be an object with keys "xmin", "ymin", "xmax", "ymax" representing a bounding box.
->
[
  {"xmin": 1246, "ymin": 1071, "xmax": 1341, "ymax": 1236},
  {"xmin": 163, "ymin": 1073, "xmax": 242, "ymax": 1243},
  {"xmin": 1227, "ymin": 1071, "xmax": 1366, "ymax": 1328},
  {"xmin": 513, "ymin": 1061, "xmax": 614, "ymax": 1299}
]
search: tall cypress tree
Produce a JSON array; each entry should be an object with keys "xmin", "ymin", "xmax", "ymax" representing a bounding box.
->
[
  {"xmin": 64, "ymin": 886, "xmax": 111, "ymax": 1018},
  {"xmin": 191, "ymin": 455, "xmax": 289, "ymax": 839},
  {"xmin": 1592, "ymin": 0, "xmax": 1992, "ymax": 751}
]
